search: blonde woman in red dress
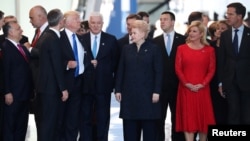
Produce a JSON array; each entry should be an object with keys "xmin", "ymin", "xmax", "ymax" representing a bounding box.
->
[{"xmin": 175, "ymin": 21, "xmax": 216, "ymax": 141}]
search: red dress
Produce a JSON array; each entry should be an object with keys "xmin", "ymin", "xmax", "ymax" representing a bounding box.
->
[{"xmin": 175, "ymin": 44, "xmax": 216, "ymax": 133}]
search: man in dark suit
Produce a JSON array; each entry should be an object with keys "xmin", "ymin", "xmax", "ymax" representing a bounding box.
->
[
  {"xmin": 60, "ymin": 11, "xmax": 85, "ymax": 141},
  {"xmin": 117, "ymin": 14, "xmax": 141, "ymax": 53},
  {"xmin": 2, "ymin": 15, "xmax": 30, "ymax": 48},
  {"xmin": 1, "ymin": 21, "xmax": 33, "ymax": 141},
  {"xmin": 35, "ymin": 9, "xmax": 68, "ymax": 141},
  {"xmin": 28, "ymin": 5, "xmax": 49, "ymax": 88},
  {"xmin": 218, "ymin": 2, "xmax": 250, "ymax": 124},
  {"xmin": 79, "ymin": 12, "xmax": 119, "ymax": 141},
  {"xmin": 153, "ymin": 11, "xmax": 186, "ymax": 141},
  {"xmin": 28, "ymin": 5, "xmax": 49, "ymax": 134},
  {"xmin": 0, "ymin": 10, "xmax": 5, "ymax": 141}
]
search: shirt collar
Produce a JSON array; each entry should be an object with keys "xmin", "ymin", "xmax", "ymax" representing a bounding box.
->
[
  {"xmin": 40, "ymin": 22, "xmax": 49, "ymax": 33},
  {"xmin": 164, "ymin": 30, "xmax": 175, "ymax": 38},
  {"xmin": 49, "ymin": 27, "xmax": 60, "ymax": 38},
  {"xmin": 6, "ymin": 38, "xmax": 18, "ymax": 47},
  {"xmin": 90, "ymin": 32, "xmax": 101, "ymax": 39},
  {"xmin": 232, "ymin": 24, "xmax": 244, "ymax": 32}
]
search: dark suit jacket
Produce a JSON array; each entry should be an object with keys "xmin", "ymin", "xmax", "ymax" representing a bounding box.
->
[
  {"xmin": 2, "ymin": 40, "xmax": 33, "ymax": 101},
  {"xmin": 30, "ymin": 26, "xmax": 50, "ymax": 89},
  {"xmin": 80, "ymin": 31, "xmax": 119, "ymax": 94},
  {"xmin": 115, "ymin": 41, "xmax": 163, "ymax": 119},
  {"xmin": 36, "ymin": 30, "xmax": 67, "ymax": 94},
  {"xmin": 219, "ymin": 26, "xmax": 250, "ymax": 91},
  {"xmin": 153, "ymin": 32, "xmax": 186, "ymax": 90},
  {"xmin": 60, "ymin": 30, "xmax": 85, "ymax": 93},
  {"xmin": 118, "ymin": 34, "xmax": 129, "ymax": 53},
  {"xmin": 0, "ymin": 34, "xmax": 29, "ymax": 94},
  {"xmin": 0, "ymin": 36, "xmax": 4, "ymax": 94}
]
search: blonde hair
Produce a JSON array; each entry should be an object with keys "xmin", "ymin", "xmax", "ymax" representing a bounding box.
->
[
  {"xmin": 186, "ymin": 21, "xmax": 209, "ymax": 45},
  {"xmin": 64, "ymin": 11, "xmax": 80, "ymax": 24},
  {"xmin": 131, "ymin": 20, "xmax": 150, "ymax": 39}
]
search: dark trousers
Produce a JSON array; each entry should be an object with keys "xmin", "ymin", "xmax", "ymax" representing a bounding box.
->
[
  {"xmin": 79, "ymin": 93, "xmax": 111, "ymax": 141},
  {"xmin": 210, "ymin": 79, "xmax": 228, "ymax": 124},
  {"xmin": 123, "ymin": 119, "xmax": 157, "ymax": 141},
  {"xmin": 3, "ymin": 101, "xmax": 29, "ymax": 141},
  {"xmin": 226, "ymin": 80, "xmax": 250, "ymax": 124},
  {"xmin": 0, "ymin": 96, "xmax": 4, "ymax": 141},
  {"xmin": 61, "ymin": 80, "xmax": 82, "ymax": 141},
  {"xmin": 37, "ymin": 92, "xmax": 62, "ymax": 141},
  {"xmin": 156, "ymin": 89, "xmax": 185, "ymax": 141}
]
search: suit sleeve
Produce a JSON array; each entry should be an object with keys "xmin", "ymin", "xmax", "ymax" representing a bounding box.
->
[
  {"xmin": 115, "ymin": 46, "xmax": 125, "ymax": 93},
  {"xmin": 217, "ymin": 32, "xmax": 226, "ymax": 85},
  {"xmin": 153, "ymin": 44, "xmax": 163, "ymax": 94},
  {"xmin": 111, "ymin": 37, "xmax": 120, "ymax": 75},
  {"xmin": 2, "ymin": 45, "xmax": 12, "ymax": 94},
  {"xmin": 49, "ymin": 39, "xmax": 66, "ymax": 92}
]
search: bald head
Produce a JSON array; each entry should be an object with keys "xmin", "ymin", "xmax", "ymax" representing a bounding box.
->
[{"xmin": 29, "ymin": 5, "xmax": 47, "ymax": 28}]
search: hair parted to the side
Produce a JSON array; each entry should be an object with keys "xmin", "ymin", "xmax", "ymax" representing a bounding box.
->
[
  {"xmin": 89, "ymin": 12, "xmax": 103, "ymax": 22},
  {"xmin": 131, "ymin": 20, "xmax": 150, "ymax": 39},
  {"xmin": 186, "ymin": 21, "xmax": 209, "ymax": 45}
]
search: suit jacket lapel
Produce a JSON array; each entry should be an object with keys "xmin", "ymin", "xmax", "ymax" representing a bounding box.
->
[
  {"xmin": 85, "ymin": 33, "xmax": 93, "ymax": 59},
  {"xmin": 239, "ymin": 26, "xmax": 250, "ymax": 55},
  {"xmin": 61, "ymin": 30, "xmax": 75, "ymax": 59},
  {"xmin": 6, "ymin": 40, "xmax": 27, "ymax": 62},
  {"xmin": 97, "ymin": 32, "xmax": 105, "ymax": 59},
  {"xmin": 226, "ymin": 29, "xmax": 236, "ymax": 56},
  {"xmin": 158, "ymin": 34, "xmax": 168, "ymax": 56}
]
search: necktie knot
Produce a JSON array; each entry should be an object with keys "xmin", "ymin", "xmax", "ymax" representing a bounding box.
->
[
  {"xmin": 36, "ymin": 28, "xmax": 41, "ymax": 35},
  {"xmin": 31, "ymin": 28, "xmax": 41, "ymax": 47},
  {"xmin": 17, "ymin": 43, "xmax": 21, "ymax": 48},
  {"xmin": 233, "ymin": 29, "xmax": 239, "ymax": 55},
  {"xmin": 72, "ymin": 33, "xmax": 79, "ymax": 77},
  {"xmin": 17, "ymin": 44, "xmax": 28, "ymax": 62},
  {"xmin": 166, "ymin": 34, "xmax": 171, "ymax": 56},
  {"xmin": 92, "ymin": 36, "xmax": 98, "ymax": 58},
  {"xmin": 72, "ymin": 33, "xmax": 76, "ymax": 40}
]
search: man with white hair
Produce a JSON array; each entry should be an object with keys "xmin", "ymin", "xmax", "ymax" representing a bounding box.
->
[{"xmin": 79, "ymin": 12, "xmax": 119, "ymax": 141}]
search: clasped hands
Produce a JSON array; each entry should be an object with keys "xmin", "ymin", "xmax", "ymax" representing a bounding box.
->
[
  {"xmin": 115, "ymin": 93, "xmax": 159, "ymax": 103},
  {"xmin": 185, "ymin": 83, "xmax": 204, "ymax": 92},
  {"xmin": 91, "ymin": 60, "xmax": 98, "ymax": 68}
]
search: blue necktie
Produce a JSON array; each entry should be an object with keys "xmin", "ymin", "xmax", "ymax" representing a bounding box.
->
[
  {"xmin": 166, "ymin": 34, "xmax": 171, "ymax": 56},
  {"xmin": 92, "ymin": 36, "xmax": 97, "ymax": 58},
  {"xmin": 72, "ymin": 34, "xmax": 79, "ymax": 77},
  {"xmin": 233, "ymin": 29, "xmax": 239, "ymax": 55}
]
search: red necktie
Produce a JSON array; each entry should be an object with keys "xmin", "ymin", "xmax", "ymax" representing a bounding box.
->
[
  {"xmin": 17, "ymin": 44, "xmax": 28, "ymax": 62},
  {"xmin": 31, "ymin": 28, "xmax": 41, "ymax": 47},
  {"xmin": 0, "ymin": 49, "xmax": 2, "ymax": 59}
]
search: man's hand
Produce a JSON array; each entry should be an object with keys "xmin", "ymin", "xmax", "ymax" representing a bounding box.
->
[
  {"xmin": 91, "ymin": 60, "xmax": 98, "ymax": 68},
  {"xmin": 67, "ymin": 61, "xmax": 77, "ymax": 69},
  {"xmin": 115, "ymin": 93, "xmax": 121, "ymax": 102},
  {"xmin": 5, "ymin": 93, "xmax": 13, "ymax": 105},
  {"xmin": 61, "ymin": 90, "xmax": 69, "ymax": 102},
  {"xmin": 152, "ymin": 93, "xmax": 160, "ymax": 103}
]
